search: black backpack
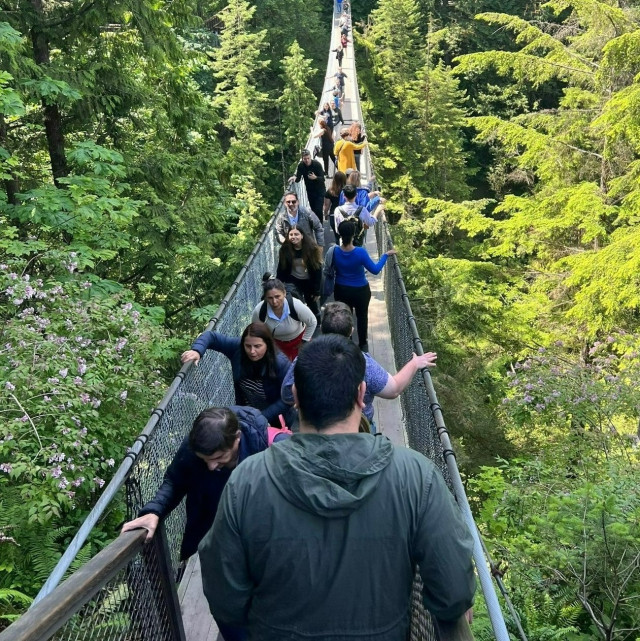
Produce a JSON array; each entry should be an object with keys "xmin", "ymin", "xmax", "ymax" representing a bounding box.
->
[
  {"xmin": 338, "ymin": 205, "xmax": 365, "ymax": 246},
  {"xmin": 258, "ymin": 291, "xmax": 301, "ymax": 322}
]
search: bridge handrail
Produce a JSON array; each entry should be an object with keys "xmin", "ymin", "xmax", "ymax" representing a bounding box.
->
[
  {"xmin": 0, "ymin": 529, "xmax": 473, "ymax": 641},
  {"xmin": 375, "ymin": 215, "xmax": 510, "ymax": 641}
]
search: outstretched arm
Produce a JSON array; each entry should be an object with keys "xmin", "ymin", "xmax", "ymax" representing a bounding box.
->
[
  {"xmin": 414, "ymin": 467, "xmax": 475, "ymax": 621},
  {"xmin": 377, "ymin": 352, "xmax": 437, "ymax": 399}
]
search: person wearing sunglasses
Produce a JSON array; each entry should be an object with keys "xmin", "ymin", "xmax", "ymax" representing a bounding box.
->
[{"xmin": 275, "ymin": 192, "xmax": 324, "ymax": 247}]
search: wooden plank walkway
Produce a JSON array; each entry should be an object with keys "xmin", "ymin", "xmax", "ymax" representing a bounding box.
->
[{"xmin": 179, "ymin": 11, "xmax": 407, "ymax": 641}]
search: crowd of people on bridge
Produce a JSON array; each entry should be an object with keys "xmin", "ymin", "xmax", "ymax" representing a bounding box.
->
[{"xmin": 120, "ymin": 6, "xmax": 476, "ymax": 640}]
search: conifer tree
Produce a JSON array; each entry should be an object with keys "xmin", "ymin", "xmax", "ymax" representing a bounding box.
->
[
  {"xmin": 278, "ymin": 41, "xmax": 317, "ymax": 159},
  {"xmin": 210, "ymin": 0, "xmax": 271, "ymax": 188}
]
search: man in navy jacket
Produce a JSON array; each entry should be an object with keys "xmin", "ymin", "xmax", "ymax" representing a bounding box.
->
[{"xmin": 121, "ymin": 405, "xmax": 286, "ymax": 560}]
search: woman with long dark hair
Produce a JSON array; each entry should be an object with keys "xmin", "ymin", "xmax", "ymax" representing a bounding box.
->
[
  {"xmin": 276, "ymin": 227, "xmax": 322, "ymax": 316},
  {"xmin": 313, "ymin": 119, "xmax": 337, "ymax": 176},
  {"xmin": 181, "ymin": 322, "xmax": 294, "ymax": 425},
  {"xmin": 330, "ymin": 220, "xmax": 396, "ymax": 352},
  {"xmin": 323, "ymin": 171, "xmax": 347, "ymax": 244},
  {"xmin": 251, "ymin": 276, "xmax": 317, "ymax": 360}
]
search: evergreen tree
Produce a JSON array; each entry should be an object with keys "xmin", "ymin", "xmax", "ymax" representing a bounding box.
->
[
  {"xmin": 278, "ymin": 40, "xmax": 317, "ymax": 161},
  {"xmin": 210, "ymin": 0, "xmax": 271, "ymax": 188}
]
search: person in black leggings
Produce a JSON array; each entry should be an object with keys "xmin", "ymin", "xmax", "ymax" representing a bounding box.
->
[
  {"xmin": 313, "ymin": 119, "xmax": 337, "ymax": 177},
  {"xmin": 323, "ymin": 171, "xmax": 347, "ymax": 244},
  {"xmin": 330, "ymin": 220, "xmax": 396, "ymax": 351}
]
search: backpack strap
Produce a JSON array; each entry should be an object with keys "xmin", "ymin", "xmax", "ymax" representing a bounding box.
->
[
  {"xmin": 261, "ymin": 295, "xmax": 299, "ymax": 322},
  {"xmin": 286, "ymin": 293, "xmax": 300, "ymax": 322},
  {"xmin": 355, "ymin": 205, "xmax": 364, "ymax": 216}
]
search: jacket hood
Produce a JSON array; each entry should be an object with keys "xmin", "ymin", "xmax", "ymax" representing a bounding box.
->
[
  {"xmin": 231, "ymin": 405, "xmax": 269, "ymax": 459},
  {"xmin": 265, "ymin": 433, "xmax": 393, "ymax": 517}
]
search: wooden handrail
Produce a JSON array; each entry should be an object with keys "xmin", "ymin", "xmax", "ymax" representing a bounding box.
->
[
  {"xmin": 0, "ymin": 530, "xmax": 147, "ymax": 641},
  {"xmin": 434, "ymin": 615, "xmax": 475, "ymax": 641}
]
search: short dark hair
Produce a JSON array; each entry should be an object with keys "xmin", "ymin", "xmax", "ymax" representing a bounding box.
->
[
  {"xmin": 301, "ymin": 149, "xmax": 311, "ymax": 157},
  {"xmin": 343, "ymin": 184, "xmax": 357, "ymax": 199},
  {"xmin": 294, "ymin": 335, "xmax": 365, "ymax": 430},
  {"xmin": 321, "ymin": 302, "xmax": 353, "ymax": 337},
  {"xmin": 189, "ymin": 407, "xmax": 239, "ymax": 455}
]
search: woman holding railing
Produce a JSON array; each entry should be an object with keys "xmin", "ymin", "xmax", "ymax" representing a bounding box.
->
[
  {"xmin": 181, "ymin": 322, "xmax": 294, "ymax": 425},
  {"xmin": 329, "ymin": 220, "xmax": 396, "ymax": 352}
]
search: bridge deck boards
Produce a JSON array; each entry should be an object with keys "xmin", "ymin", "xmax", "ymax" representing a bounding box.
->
[{"xmin": 179, "ymin": 11, "xmax": 406, "ymax": 641}]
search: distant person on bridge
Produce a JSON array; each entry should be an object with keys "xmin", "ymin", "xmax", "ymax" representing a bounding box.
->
[
  {"xmin": 313, "ymin": 119, "xmax": 336, "ymax": 177},
  {"xmin": 252, "ymin": 276, "xmax": 317, "ymax": 360},
  {"xmin": 199, "ymin": 335, "xmax": 475, "ymax": 640},
  {"xmin": 281, "ymin": 302, "xmax": 437, "ymax": 433},
  {"xmin": 331, "ymin": 90, "xmax": 344, "ymax": 128},
  {"xmin": 339, "ymin": 169, "xmax": 382, "ymax": 211},
  {"xmin": 334, "ymin": 127, "xmax": 367, "ymax": 173},
  {"xmin": 121, "ymin": 405, "xmax": 289, "ymax": 641},
  {"xmin": 330, "ymin": 219, "xmax": 394, "ymax": 351},
  {"xmin": 333, "ymin": 68, "xmax": 348, "ymax": 99},
  {"xmin": 316, "ymin": 101, "xmax": 333, "ymax": 126},
  {"xmin": 276, "ymin": 227, "xmax": 322, "ymax": 317},
  {"xmin": 181, "ymin": 322, "xmax": 294, "ymax": 426},
  {"xmin": 288, "ymin": 149, "xmax": 326, "ymax": 222},
  {"xmin": 275, "ymin": 191, "xmax": 324, "ymax": 247},
  {"xmin": 323, "ymin": 171, "xmax": 347, "ymax": 244},
  {"xmin": 348, "ymin": 121, "xmax": 366, "ymax": 171},
  {"xmin": 332, "ymin": 43, "xmax": 344, "ymax": 67},
  {"xmin": 338, "ymin": 12, "xmax": 349, "ymax": 33}
]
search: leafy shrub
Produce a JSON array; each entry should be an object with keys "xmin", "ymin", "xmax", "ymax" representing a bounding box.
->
[{"xmin": 0, "ymin": 262, "xmax": 175, "ymax": 600}]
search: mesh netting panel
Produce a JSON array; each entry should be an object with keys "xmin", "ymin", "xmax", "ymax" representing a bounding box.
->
[
  {"xmin": 373, "ymin": 193, "xmax": 452, "ymax": 641},
  {"xmin": 374, "ymin": 209, "xmax": 451, "ymax": 486},
  {"xmin": 124, "ymin": 201, "xmax": 287, "ymax": 576},
  {"xmin": 49, "ymin": 543, "xmax": 175, "ymax": 641}
]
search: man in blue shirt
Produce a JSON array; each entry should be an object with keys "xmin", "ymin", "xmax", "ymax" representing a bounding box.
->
[{"xmin": 281, "ymin": 302, "xmax": 437, "ymax": 432}]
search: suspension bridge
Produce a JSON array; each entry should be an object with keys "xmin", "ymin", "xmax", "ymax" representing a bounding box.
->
[{"xmin": 0, "ymin": 5, "xmax": 517, "ymax": 641}]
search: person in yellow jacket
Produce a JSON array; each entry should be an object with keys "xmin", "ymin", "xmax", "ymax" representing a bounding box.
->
[{"xmin": 333, "ymin": 128, "xmax": 368, "ymax": 173}]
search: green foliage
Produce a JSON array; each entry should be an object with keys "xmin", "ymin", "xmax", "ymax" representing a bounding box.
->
[
  {"xmin": 210, "ymin": 0, "xmax": 272, "ymax": 188},
  {"xmin": 471, "ymin": 439, "xmax": 640, "ymax": 640},
  {"xmin": 0, "ymin": 264, "xmax": 174, "ymax": 597},
  {"xmin": 278, "ymin": 41, "xmax": 317, "ymax": 157}
]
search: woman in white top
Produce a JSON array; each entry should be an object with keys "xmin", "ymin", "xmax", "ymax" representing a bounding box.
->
[{"xmin": 251, "ymin": 276, "xmax": 317, "ymax": 360}]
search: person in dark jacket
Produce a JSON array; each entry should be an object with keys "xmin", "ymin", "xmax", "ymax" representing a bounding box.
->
[
  {"xmin": 181, "ymin": 322, "xmax": 294, "ymax": 426},
  {"xmin": 199, "ymin": 335, "xmax": 476, "ymax": 640},
  {"xmin": 121, "ymin": 406, "xmax": 287, "ymax": 641},
  {"xmin": 275, "ymin": 192, "xmax": 324, "ymax": 247},
  {"xmin": 288, "ymin": 149, "xmax": 326, "ymax": 222}
]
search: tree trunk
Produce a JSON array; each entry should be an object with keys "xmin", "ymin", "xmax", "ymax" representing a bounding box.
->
[
  {"xmin": 0, "ymin": 113, "xmax": 19, "ymax": 204},
  {"xmin": 29, "ymin": 0, "xmax": 68, "ymax": 185}
]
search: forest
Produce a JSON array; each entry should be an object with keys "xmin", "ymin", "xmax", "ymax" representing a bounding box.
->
[{"xmin": 1, "ymin": 0, "xmax": 639, "ymax": 639}]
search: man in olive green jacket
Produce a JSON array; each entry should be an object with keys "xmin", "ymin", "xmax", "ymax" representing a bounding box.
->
[{"xmin": 199, "ymin": 335, "xmax": 475, "ymax": 641}]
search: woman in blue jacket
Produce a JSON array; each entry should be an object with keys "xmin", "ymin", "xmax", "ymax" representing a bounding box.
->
[
  {"xmin": 181, "ymin": 322, "xmax": 294, "ymax": 425},
  {"xmin": 331, "ymin": 220, "xmax": 396, "ymax": 351}
]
